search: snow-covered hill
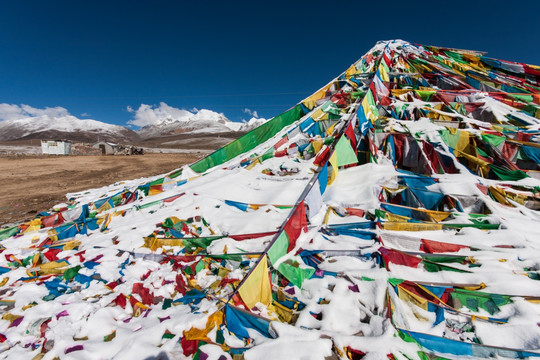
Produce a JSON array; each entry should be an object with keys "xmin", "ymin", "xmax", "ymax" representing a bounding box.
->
[{"xmin": 3, "ymin": 40, "xmax": 540, "ymax": 360}]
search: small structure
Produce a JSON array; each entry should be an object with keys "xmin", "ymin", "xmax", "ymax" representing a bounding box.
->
[
  {"xmin": 93, "ymin": 142, "xmax": 117, "ymax": 155},
  {"xmin": 41, "ymin": 140, "xmax": 72, "ymax": 155}
]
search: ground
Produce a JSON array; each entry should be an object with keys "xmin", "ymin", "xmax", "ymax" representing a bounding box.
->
[{"xmin": 0, "ymin": 153, "xmax": 201, "ymax": 226}]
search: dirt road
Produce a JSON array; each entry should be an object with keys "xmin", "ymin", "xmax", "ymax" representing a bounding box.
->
[{"xmin": 0, "ymin": 153, "xmax": 201, "ymax": 226}]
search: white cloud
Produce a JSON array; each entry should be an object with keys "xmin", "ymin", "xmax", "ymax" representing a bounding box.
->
[
  {"xmin": 80, "ymin": 112, "xmax": 90, "ymax": 117},
  {"xmin": 0, "ymin": 103, "xmax": 70, "ymax": 122},
  {"xmin": 243, "ymin": 108, "xmax": 259, "ymax": 118},
  {"xmin": 127, "ymin": 102, "xmax": 228, "ymax": 128},
  {"xmin": 239, "ymin": 107, "xmax": 268, "ymax": 129}
]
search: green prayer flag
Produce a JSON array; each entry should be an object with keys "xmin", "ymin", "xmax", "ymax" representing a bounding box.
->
[
  {"xmin": 0, "ymin": 226, "xmax": 18, "ymax": 241},
  {"xmin": 510, "ymin": 94, "xmax": 533, "ymax": 103},
  {"xmin": 268, "ymin": 232, "xmax": 289, "ymax": 265},
  {"xmin": 277, "ymin": 261, "xmax": 315, "ymax": 288},
  {"xmin": 63, "ymin": 265, "xmax": 82, "ymax": 281},
  {"xmin": 321, "ymin": 101, "xmax": 341, "ymax": 115},
  {"xmin": 195, "ymin": 260, "xmax": 205, "ymax": 274},
  {"xmin": 450, "ymin": 289, "xmax": 512, "ymax": 315},
  {"xmin": 422, "ymin": 260, "xmax": 469, "ymax": 273},
  {"xmin": 481, "ymin": 134, "xmax": 505, "ymax": 147},
  {"xmin": 162, "ymin": 298, "xmax": 172, "ymax": 310},
  {"xmin": 490, "ymin": 165, "xmax": 529, "ymax": 181},
  {"xmin": 335, "ymin": 136, "xmax": 358, "ymax": 167}
]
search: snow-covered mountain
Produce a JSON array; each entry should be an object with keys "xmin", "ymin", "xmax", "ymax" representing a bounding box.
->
[
  {"xmin": 0, "ymin": 106, "xmax": 139, "ymax": 143},
  {"xmin": 0, "ymin": 103, "xmax": 269, "ymax": 143},
  {"xmin": 131, "ymin": 104, "xmax": 267, "ymax": 139},
  {"xmin": 135, "ymin": 108, "xmax": 240, "ymax": 138},
  {"xmin": 239, "ymin": 116, "xmax": 268, "ymax": 131}
]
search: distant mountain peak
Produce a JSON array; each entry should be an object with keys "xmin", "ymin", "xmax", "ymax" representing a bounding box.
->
[
  {"xmin": 0, "ymin": 104, "xmax": 139, "ymax": 143},
  {"xmin": 131, "ymin": 103, "xmax": 267, "ymax": 139}
]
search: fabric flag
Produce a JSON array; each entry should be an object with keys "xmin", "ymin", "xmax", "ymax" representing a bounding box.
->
[
  {"xmin": 317, "ymin": 165, "xmax": 328, "ymax": 194},
  {"xmin": 357, "ymin": 109, "xmax": 372, "ymax": 136},
  {"xmin": 344, "ymin": 122, "xmax": 357, "ymax": 150},
  {"xmin": 225, "ymin": 304, "xmax": 274, "ymax": 339},
  {"xmin": 345, "ymin": 64, "xmax": 359, "ymax": 79},
  {"xmin": 268, "ymin": 232, "xmax": 289, "ymax": 265},
  {"xmin": 439, "ymin": 129, "xmax": 470, "ymax": 153},
  {"xmin": 522, "ymin": 145, "xmax": 540, "ymax": 165},
  {"xmin": 373, "ymin": 72, "xmax": 389, "ymax": 97},
  {"xmin": 276, "ymin": 262, "xmax": 315, "ymax": 288},
  {"xmin": 304, "ymin": 182, "xmax": 323, "ymax": 221},
  {"xmin": 300, "ymin": 118, "xmax": 318, "ymax": 137},
  {"xmin": 361, "ymin": 96, "xmax": 375, "ymax": 123},
  {"xmin": 420, "ymin": 239, "xmax": 469, "ymax": 254},
  {"xmin": 378, "ymin": 63, "xmax": 390, "ymax": 82},
  {"xmin": 408, "ymin": 188, "xmax": 445, "ymax": 210},
  {"xmin": 283, "ymin": 201, "xmax": 308, "ymax": 252},
  {"xmin": 481, "ymin": 133, "xmax": 505, "ymax": 149},
  {"xmin": 225, "ymin": 200, "xmax": 250, "ymax": 212},
  {"xmin": 302, "ymin": 84, "xmax": 331, "ymax": 110},
  {"xmin": 385, "ymin": 135, "xmax": 396, "ymax": 165},
  {"xmin": 328, "ymin": 152, "xmax": 338, "ymax": 185},
  {"xmin": 490, "ymin": 165, "xmax": 529, "ymax": 181},
  {"xmin": 273, "ymin": 135, "xmax": 288, "ymax": 150},
  {"xmin": 41, "ymin": 213, "xmax": 65, "ymax": 228},
  {"xmin": 378, "ymin": 247, "xmax": 422, "ymax": 269},
  {"xmin": 398, "ymin": 329, "xmax": 540, "ymax": 358},
  {"xmin": 334, "ymin": 136, "xmax": 358, "ymax": 167},
  {"xmin": 0, "ymin": 227, "xmax": 18, "ymax": 241},
  {"xmin": 267, "ymin": 209, "xmax": 314, "ymax": 288},
  {"xmin": 366, "ymin": 90, "xmax": 378, "ymax": 120},
  {"xmin": 238, "ymin": 255, "xmax": 272, "ymax": 309}
]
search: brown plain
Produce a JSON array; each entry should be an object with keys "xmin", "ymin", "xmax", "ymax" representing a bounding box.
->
[{"xmin": 0, "ymin": 153, "xmax": 201, "ymax": 226}]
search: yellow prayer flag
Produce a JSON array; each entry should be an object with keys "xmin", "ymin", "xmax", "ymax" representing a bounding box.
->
[
  {"xmin": 184, "ymin": 310, "xmax": 224, "ymax": 342},
  {"xmin": 378, "ymin": 63, "xmax": 390, "ymax": 82},
  {"xmin": 383, "ymin": 222, "xmax": 443, "ymax": 232},
  {"xmin": 361, "ymin": 96, "xmax": 377, "ymax": 123},
  {"xmin": 326, "ymin": 122, "xmax": 337, "ymax": 136},
  {"xmin": 397, "ymin": 286, "xmax": 428, "ymax": 311},
  {"xmin": 345, "ymin": 64, "xmax": 358, "ymax": 78},
  {"xmin": 301, "ymin": 87, "xmax": 329, "ymax": 110},
  {"xmin": 246, "ymin": 158, "xmax": 261, "ymax": 170},
  {"xmin": 24, "ymin": 219, "xmax": 42, "ymax": 233},
  {"xmin": 312, "ymin": 139, "xmax": 324, "ymax": 154},
  {"xmin": 327, "ymin": 152, "xmax": 338, "ymax": 186},
  {"xmin": 238, "ymin": 256, "xmax": 272, "ymax": 309}
]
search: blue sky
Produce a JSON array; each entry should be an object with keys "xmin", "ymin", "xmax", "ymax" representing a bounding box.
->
[{"xmin": 1, "ymin": 0, "xmax": 538, "ymax": 127}]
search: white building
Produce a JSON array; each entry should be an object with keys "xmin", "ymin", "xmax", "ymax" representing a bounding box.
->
[
  {"xmin": 92, "ymin": 142, "xmax": 118, "ymax": 155},
  {"xmin": 41, "ymin": 140, "xmax": 72, "ymax": 155}
]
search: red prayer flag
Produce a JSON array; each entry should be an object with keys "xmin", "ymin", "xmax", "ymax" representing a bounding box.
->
[
  {"xmin": 175, "ymin": 274, "xmax": 187, "ymax": 295},
  {"xmin": 132, "ymin": 283, "xmax": 154, "ymax": 305},
  {"xmin": 180, "ymin": 337, "xmax": 199, "ymax": 356},
  {"xmin": 229, "ymin": 231, "xmax": 277, "ymax": 241},
  {"xmin": 420, "ymin": 239, "xmax": 468, "ymax": 254},
  {"xmin": 112, "ymin": 294, "xmax": 127, "ymax": 309},
  {"xmin": 378, "ymin": 247, "xmax": 422, "ymax": 270},
  {"xmin": 284, "ymin": 201, "xmax": 308, "ymax": 252}
]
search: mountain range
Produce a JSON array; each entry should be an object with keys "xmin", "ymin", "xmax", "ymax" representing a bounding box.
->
[{"xmin": 0, "ymin": 107, "xmax": 267, "ymax": 144}]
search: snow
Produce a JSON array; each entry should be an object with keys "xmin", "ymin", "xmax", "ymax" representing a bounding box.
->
[{"xmin": 1, "ymin": 39, "xmax": 540, "ymax": 360}]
